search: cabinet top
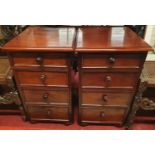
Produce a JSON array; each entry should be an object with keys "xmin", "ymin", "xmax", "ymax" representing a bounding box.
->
[
  {"xmin": 3, "ymin": 26, "xmax": 76, "ymax": 52},
  {"xmin": 76, "ymin": 27, "xmax": 153, "ymax": 52},
  {"xmin": 2, "ymin": 26, "xmax": 154, "ymax": 53}
]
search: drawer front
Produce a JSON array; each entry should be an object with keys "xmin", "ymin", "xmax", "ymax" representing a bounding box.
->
[
  {"xmin": 15, "ymin": 71, "xmax": 68, "ymax": 87},
  {"xmin": 81, "ymin": 72, "xmax": 138, "ymax": 89},
  {"xmin": 27, "ymin": 105, "xmax": 69, "ymax": 121},
  {"xmin": 21, "ymin": 88, "xmax": 69, "ymax": 105},
  {"xmin": 12, "ymin": 53, "xmax": 68, "ymax": 68},
  {"xmin": 81, "ymin": 107, "xmax": 127, "ymax": 123},
  {"xmin": 81, "ymin": 54, "xmax": 143, "ymax": 69},
  {"xmin": 81, "ymin": 90, "xmax": 134, "ymax": 106}
]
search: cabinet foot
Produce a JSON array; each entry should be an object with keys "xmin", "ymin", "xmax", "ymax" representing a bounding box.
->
[
  {"xmin": 30, "ymin": 120, "xmax": 36, "ymax": 124},
  {"xmin": 79, "ymin": 122, "xmax": 88, "ymax": 127},
  {"xmin": 64, "ymin": 122, "xmax": 72, "ymax": 126},
  {"xmin": 21, "ymin": 115, "xmax": 28, "ymax": 122}
]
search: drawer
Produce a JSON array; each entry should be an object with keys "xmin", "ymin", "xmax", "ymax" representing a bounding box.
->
[
  {"xmin": 81, "ymin": 54, "xmax": 143, "ymax": 69},
  {"xmin": 81, "ymin": 90, "xmax": 134, "ymax": 106},
  {"xmin": 12, "ymin": 53, "xmax": 68, "ymax": 68},
  {"xmin": 80, "ymin": 107, "xmax": 127, "ymax": 123},
  {"xmin": 27, "ymin": 105, "xmax": 69, "ymax": 121},
  {"xmin": 81, "ymin": 72, "xmax": 138, "ymax": 89},
  {"xmin": 15, "ymin": 71, "xmax": 68, "ymax": 87},
  {"xmin": 21, "ymin": 88, "xmax": 69, "ymax": 105}
]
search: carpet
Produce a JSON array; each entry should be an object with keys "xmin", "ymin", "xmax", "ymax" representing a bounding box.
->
[{"xmin": 0, "ymin": 113, "xmax": 155, "ymax": 130}]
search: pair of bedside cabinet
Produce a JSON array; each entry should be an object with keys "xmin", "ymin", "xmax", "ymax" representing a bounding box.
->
[{"xmin": 2, "ymin": 26, "xmax": 153, "ymax": 126}]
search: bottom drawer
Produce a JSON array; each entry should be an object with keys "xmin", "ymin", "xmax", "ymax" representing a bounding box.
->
[
  {"xmin": 27, "ymin": 105, "xmax": 70, "ymax": 122},
  {"xmin": 80, "ymin": 107, "xmax": 127, "ymax": 124}
]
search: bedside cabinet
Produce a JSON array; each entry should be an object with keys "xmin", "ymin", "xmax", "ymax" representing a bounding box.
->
[
  {"xmin": 2, "ymin": 26, "xmax": 153, "ymax": 127},
  {"xmin": 76, "ymin": 27, "xmax": 153, "ymax": 126},
  {"xmin": 3, "ymin": 26, "xmax": 76, "ymax": 124}
]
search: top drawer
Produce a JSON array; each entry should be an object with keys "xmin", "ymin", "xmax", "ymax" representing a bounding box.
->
[
  {"xmin": 11, "ymin": 53, "xmax": 68, "ymax": 68},
  {"xmin": 81, "ymin": 53, "xmax": 145, "ymax": 69}
]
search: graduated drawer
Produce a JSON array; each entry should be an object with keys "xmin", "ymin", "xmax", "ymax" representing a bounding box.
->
[
  {"xmin": 11, "ymin": 53, "xmax": 68, "ymax": 68},
  {"xmin": 81, "ymin": 71, "xmax": 139, "ymax": 89},
  {"xmin": 21, "ymin": 88, "xmax": 69, "ymax": 105},
  {"xmin": 81, "ymin": 53, "xmax": 144, "ymax": 69},
  {"xmin": 80, "ymin": 106, "xmax": 127, "ymax": 124},
  {"xmin": 27, "ymin": 105, "xmax": 69, "ymax": 121},
  {"xmin": 15, "ymin": 70, "xmax": 68, "ymax": 87},
  {"xmin": 81, "ymin": 89, "xmax": 134, "ymax": 106}
]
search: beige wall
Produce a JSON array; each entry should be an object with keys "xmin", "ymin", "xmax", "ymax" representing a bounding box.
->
[
  {"xmin": 145, "ymin": 25, "xmax": 155, "ymax": 47},
  {"xmin": 145, "ymin": 25, "xmax": 155, "ymax": 61}
]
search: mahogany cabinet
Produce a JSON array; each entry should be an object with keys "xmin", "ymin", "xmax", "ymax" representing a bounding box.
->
[
  {"xmin": 2, "ymin": 26, "xmax": 153, "ymax": 127},
  {"xmin": 76, "ymin": 27, "xmax": 153, "ymax": 126},
  {"xmin": 3, "ymin": 26, "xmax": 76, "ymax": 124}
]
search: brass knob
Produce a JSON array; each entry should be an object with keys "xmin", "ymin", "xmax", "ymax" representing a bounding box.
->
[
  {"xmin": 109, "ymin": 57, "xmax": 115, "ymax": 64},
  {"xmin": 36, "ymin": 56, "xmax": 43, "ymax": 64}
]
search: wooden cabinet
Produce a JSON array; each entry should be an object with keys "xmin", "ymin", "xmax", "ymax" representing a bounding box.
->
[
  {"xmin": 2, "ymin": 26, "xmax": 153, "ymax": 126},
  {"xmin": 3, "ymin": 27, "xmax": 76, "ymax": 124},
  {"xmin": 76, "ymin": 27, "xmax": 152, "ymax": 126}
]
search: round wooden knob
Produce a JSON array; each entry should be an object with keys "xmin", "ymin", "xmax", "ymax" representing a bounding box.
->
[
  {"xmin": 109, "ymin": 57, "xmax": 115, "ymax": 64},
  {"xmin": 40, "ymin": 74, "xmax": 46, "ymax": 81},
  {"xmin": 100, "ymin": 112, "xmax": 105, "ymax": 118},
  {"xmin": 36, "ymin": 57, "xmax": 43, "ymax": 64},
  {"xmin": 47, "ymin": 110, "xmax": 52, "ymax": 116},
  {"xmin": 102, "ymin": 95, "xmax": 108, "ymax": 102},
  {"xmin": 43, "ymin": 93, "xmax": 49, "ymax": 100},
  {"xmin": 105, "ymin": 76, "xmax": 112, "ymax": 82}
]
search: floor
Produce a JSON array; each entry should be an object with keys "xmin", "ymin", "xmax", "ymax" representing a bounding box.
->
[{"xmin": 0, "ymin": 112, "xmax": 155, "ymax": 130}]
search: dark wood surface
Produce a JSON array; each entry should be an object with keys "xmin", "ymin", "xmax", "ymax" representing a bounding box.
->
[
  {"xmin": 12, "ymin": 53, "xmax": 68, "ymax": 68},
  {"xmin": 21, "ymin": 87, "xmax": 69, "ymax": 105},
  {"xmin": 81, "ymin": 89, "xmax": 134, "ymax": 107},
  {"xmin": 81, "ymin": 71, "xmax": 139, "ymax": 89},
  {"xmin": 81, "ymin": 106, "xmax": 127, "ymax": 125},
  {"xmin": 3, "ymin": 26, "xmax": 76, "ymax": 52},
  {"xmin": 15, "ymin": 70, "xmax": 69, "ymax": 87},
  {"xmin": 76, "ymin": 27, "xmax": 153, "ymax": 52},
  {"xmin": 81, "ymin": 53, "xmax": 144, "ymax": 69},
  {"xmin": 27, "ymin": 105, "xmax": 69, "ymax": 122},
  {"xmin": 78, "ymin": 52, "xmax": 146, "ymax": 125},
  {"xmin": 76, "ymin": 27, "xmax": 153, "ymax": 126},
  {"xmin": 11, "ymin": 52, "xmax": 73, "ymax": 124},
  {"xmin": 3, "ymin": 26, "xmax": 75, "ymax": 124}
]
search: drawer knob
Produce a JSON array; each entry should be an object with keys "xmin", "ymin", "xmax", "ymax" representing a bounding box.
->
[
  {"xmin": 100, "ymin": 112, "xmax": 105, "ymax": 118},
  {"xmin": 36, "ymin": 56, "xmax": 43, "ymax": 64},
  {"xmin": 40, "ymin": 74, "xmax": 46, "ymax": 81},
  {"xmin": 47, "ymin": 110, "xmax": 52, "ymax": 116},
  {"xmin": 105, "ymin": 76, "xmax": 112, "ymax": 82},
  {"xmin": 43, "ymin": 93, "xmax": 49, "ymax": 101},
  {"xmin": 102, "ymin": 95, "xmax": 108, "ymax": 103},
  {"xmin": 109, "ymin": 57, "xmax": 115, "ymax": 64}
]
